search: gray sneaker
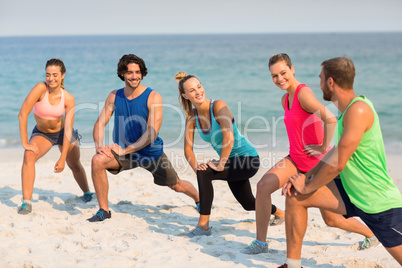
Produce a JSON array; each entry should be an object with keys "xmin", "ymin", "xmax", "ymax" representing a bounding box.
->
[
  {"xmin": 18, "ymin": 201, "xmax": 32, "ymax": 215},
  {"xmin": 241, "ymin": 240, "xmax": 269, "ymax": 254},
  {"xmin": 358, "ymin": 237, "xmax": 380, "ymax": 250},
  {"xmin": 269, "ymin": 216, "xmax": 285, "ymax": 226},
  {"xmin": 187, "ymin": 225, "xmax": 212, "ymax": 238}
]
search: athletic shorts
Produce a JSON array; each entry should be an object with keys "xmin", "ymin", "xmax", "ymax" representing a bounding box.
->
[
  {"xmin": 107, "ymin": 151, "xmax": 178, "ymax": 186},
  {"xmin": 30, "ymin": 126, "xmax": 79, "ymax": 146},
  {"xmin": 335, "ymin": 178, "xmax": 402, "ymax": 248}
]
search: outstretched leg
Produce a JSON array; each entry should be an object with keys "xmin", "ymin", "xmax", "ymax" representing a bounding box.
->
[
  {"xmin": 60, "ymin": 141, "xmax": 90, "ymax": 193},
  {"xmin": 169, "ymin": 177, "xmax": 199, "ymax": 203},
  {"xmin": 320, "ymin": 209, "xmax": 375, "ymax": 238}
]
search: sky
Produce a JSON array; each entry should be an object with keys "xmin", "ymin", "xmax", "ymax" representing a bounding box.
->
[{"xmin": 1, "ymin": 0, "xmax": 402, "ymax": 37}]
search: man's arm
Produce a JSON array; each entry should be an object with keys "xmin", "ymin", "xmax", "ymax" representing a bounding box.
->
[
  {"xmin": 115, "ymin": 91, "xmax": 163, "ymax": 155},
  {"xmin": 93, "ymin": 90, "xmax": 116, "ymax": 154},
  {"xmin": 289, "ymin": 100, "xmax": 374, "ymax": 195}
]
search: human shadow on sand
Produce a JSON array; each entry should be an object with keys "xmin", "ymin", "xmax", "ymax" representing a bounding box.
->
[
  {"xmin": 0, "ymin": 185, "xmax": 96, "ymax": 215},
  {"xmin": 107, "ymin": 201, "xmax": 347, "ymax": 268}
]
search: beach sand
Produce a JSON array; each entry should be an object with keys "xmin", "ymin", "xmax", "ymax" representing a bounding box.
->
[{"xmin": 0, "ymin": 147, "xmax": 400, "ymax": 268}]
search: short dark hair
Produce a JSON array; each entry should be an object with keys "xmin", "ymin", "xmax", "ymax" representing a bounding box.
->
[
  {"xmin": 321, "ymin": 57, "xmax": 355, "ymax": 89},
  {"xmin": 117, "ymin": 54, "xmax": 148, "ymax": 81}
]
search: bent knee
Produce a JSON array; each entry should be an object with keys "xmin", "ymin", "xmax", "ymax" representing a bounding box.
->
[
  {"xmin": 285, "ymin": 194, "xmax": 301, "ymax": 207},
  {"xmin": 23, "ymin": 150, "xmax": 38, "ymax": 164},
  {"xmin": 92, "ymin": 153, "xmax": 109, "ymax": 168},
  {"xmin": 256, "ymin": 176, "xmax": 277, "ymax": 195},
  {"xmin": 169, "ymin": 183, "xmax": 182, "ymax": 192},
  {"xmin": 67, "ymin": 161, "xmax": 83, "ymax": 172},
  {"xmin": 243, "ymin": 205, "xmax": 255, "ymax": 211},
  {"xmin": 322, "ymin": 214, "xmax": 340, "ymax": 227}
]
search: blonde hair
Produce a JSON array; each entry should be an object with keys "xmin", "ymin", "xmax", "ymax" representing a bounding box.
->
[{"xmin": 175, "ymin": 72, "xmax": 197, "ymax": 117}]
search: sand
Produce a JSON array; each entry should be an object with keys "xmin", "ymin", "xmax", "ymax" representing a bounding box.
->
[{"xmin": 0, "ymin": 147, "xmax": 400, "ymax": 268}]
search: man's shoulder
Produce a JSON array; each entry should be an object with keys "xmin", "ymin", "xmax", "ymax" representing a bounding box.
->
[
  {"xmin": 346, "ymin": 98, "xmax": 373, "ymax": 116},
  {"xmin": 148, "ymin": 89, "xmax": 162, "ymax": 102}
]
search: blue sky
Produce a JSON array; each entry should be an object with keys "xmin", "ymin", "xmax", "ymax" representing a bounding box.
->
[{"xmin": 1, "ymin": 0, "xmax": 401, "ymax": 36}]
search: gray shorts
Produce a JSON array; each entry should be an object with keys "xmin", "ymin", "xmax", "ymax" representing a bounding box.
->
[
  {"xmin": 30, "ymin": 126, "xmax": 79, "ymax": 146},
  {"xmin": 107, "ymin": 151, "xmax": 178, "ymax": 186}
]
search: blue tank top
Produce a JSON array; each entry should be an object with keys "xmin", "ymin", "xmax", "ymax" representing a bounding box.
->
[
  {"xmin": 195, "ymin": 100, "xmax": 258, "ymax": 158},
  {"xmin": 113, "ymin": 87, "xmax": 163, "ymax": 162}
]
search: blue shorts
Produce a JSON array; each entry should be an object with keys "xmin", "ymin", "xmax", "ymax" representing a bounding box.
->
[
  {"xmin": 335, "ymin": 178, "xmax": 402, "ymax": 248},
  {"xmin": 30, "ymin": 126, "xmax": 79, "ymax": 146}
]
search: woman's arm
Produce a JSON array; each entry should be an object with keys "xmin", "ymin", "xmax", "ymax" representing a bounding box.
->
[
  {"xmin": 18, "ymin": 82, "xmax": 46, "ymax": 154},
  {"xmin": 298, "ymin": 86, "xmax": 337, "ymax": 155},
  {"xmin": 184, "ymin": 114, "xmax": 199, "ymax": 173},
  {"xmin": 208, "ymin": 100, "xmax": 234, "ymax": 171},
  {"xmin": 54, "ymin": 90, "xmax": 75, "ymax": 173}
]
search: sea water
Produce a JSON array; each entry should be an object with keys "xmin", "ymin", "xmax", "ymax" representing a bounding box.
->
[{"xmin": 0, "ymin": 33, "xmax": 401, "ymax": 153}]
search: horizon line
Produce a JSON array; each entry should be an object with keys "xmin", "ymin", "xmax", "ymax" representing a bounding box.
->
[{"xmin": 1, "ymin": 31, "xmax": 402, "ymax": 38}]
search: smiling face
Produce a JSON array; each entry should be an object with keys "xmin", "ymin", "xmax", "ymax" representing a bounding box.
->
[
  {"xmin": 269, "ymin": 60, "xmax": 295, "ymax": 91},
  {"xmin": 181, "ymin": 77, "xmax": 205, "ymax": 105},
  {"xmin": 123, "ymin": 63, "xmax": 142, "ymax": 90},
  {"xmin": 45, "ymin": 65, "xmax": 65, "ymax": 89}
]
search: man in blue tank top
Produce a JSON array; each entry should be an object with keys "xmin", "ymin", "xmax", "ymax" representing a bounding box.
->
[{"xmin": 87, "ymin": 54, "xmax": 199, "ymax": 222}]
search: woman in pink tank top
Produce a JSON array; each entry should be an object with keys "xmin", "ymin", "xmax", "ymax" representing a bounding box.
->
[
  {"xmin": 242, "ymin": 53, "xmax": 376, "ymax": 254},
  {"xmin": 18, "ymin": 58, "xmax": 92, "ymax": 215}
]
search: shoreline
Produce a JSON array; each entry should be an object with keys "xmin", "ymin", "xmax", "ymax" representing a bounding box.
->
[{"xmin": 0, "ymin": 147, "xmax": 400, "ymax": 267}]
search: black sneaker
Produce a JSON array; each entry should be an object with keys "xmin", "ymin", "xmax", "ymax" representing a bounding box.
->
[
  {"xmin": 82, "ymin": 192, "xmax": 94, "ymax": 203},
  {"xmin": 87, "ymin": 209, "xmax": 111, "ymax": 222}
]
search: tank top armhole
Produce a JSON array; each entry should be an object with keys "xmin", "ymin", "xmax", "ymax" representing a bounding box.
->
[
  {"xmin": 284, "ymin": 93, "xmax": 290, "ymax": 111},
  {"xmin": 296, "ymin": 84, "xmax": 314, "ymax": 114},
  {"xmin": 212, "ymin": 100, "xmax": 235, "ymax": 125}
]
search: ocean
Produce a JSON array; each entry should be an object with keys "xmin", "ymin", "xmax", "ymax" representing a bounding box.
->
[{"xmin": 1, "ymin": 33, "xmax": 401, "ymax": 153}]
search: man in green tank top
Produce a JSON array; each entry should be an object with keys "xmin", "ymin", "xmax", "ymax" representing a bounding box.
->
[{"xmin": 277, "ymin": 57, "xmax": 402, "ymax": 268}]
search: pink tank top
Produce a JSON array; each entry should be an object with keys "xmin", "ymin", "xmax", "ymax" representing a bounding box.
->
[
  {"xmin": 284, "ymin": 84, "xmax": 330, "ymax": 172},
  {"xmin": 33, "ymin": 88, "xmax": 65, "ymax": 120}
]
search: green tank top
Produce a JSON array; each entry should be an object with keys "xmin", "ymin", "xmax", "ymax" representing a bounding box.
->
[{"xmin": 336, "ymin": 96, "xmax": 402, "ymax": 213}]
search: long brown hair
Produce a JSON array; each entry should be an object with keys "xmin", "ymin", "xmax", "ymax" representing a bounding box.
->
[
  {"xmin": 175, "ymin": 72, "xmax": 197, "ymax": 117},
  {"xmin": 46, "ymin": 58, "xmax": 66, "ymax": 89}
]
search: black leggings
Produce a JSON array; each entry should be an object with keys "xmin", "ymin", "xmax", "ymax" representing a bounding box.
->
[{"xmin": 197, "ymin": 156, "xmax": 277, "ymax": 215}]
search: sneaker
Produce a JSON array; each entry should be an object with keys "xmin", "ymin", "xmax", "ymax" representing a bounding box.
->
[
  {"xmin": 195, "ymin": 202, "xmax": 200, "ymax": 213},
  {"xmin": 269, "ymin": 216, "xmax": 285, "ymax": 226},
  {"xmin": 18, "ymin": 201, "xmax": 32, "ymax": 215},
  {"xmin": 187, "ymin": 225, "xmax": 212, "ymax": 238},
  {"xmin": 87, "ymin": 209, "xmax": 111, "ymax": 222},
  {"xmin": 358, "ymin": 237, "xmax": 380, "ymax": 250},
  {"xmin": 241, "ymin": 240, "xmax": 269, "ymax": 254},
  {"xmin": 82, "ymin": 192, "xmax": 94, "ymax": 203}
]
